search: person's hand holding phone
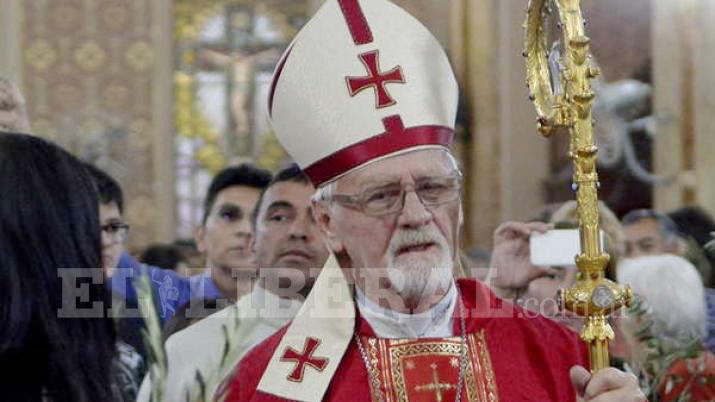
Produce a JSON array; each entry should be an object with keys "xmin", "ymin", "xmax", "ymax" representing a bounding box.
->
[{"xmin": 487, "ymin": 221, "xmax": 553, "ymax": 300}]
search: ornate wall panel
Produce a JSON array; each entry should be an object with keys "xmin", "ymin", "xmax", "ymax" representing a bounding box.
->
[{"xmin": 22, "ymin": 0, "xmax": 160, "ymax": 248}]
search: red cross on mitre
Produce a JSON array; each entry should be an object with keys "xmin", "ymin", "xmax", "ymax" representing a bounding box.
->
[
  {"xmin": 346, "ymin": 50, "xmax": 406, "ymax": 109},
  {"xmin": 280, "ymin": 337, "xmax": 329, "ymax": 382}
]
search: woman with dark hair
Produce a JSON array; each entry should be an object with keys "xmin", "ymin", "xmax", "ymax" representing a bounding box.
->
[{"xmin": 0, "ymin": 132, "xmax": 117, "ymax": 401}]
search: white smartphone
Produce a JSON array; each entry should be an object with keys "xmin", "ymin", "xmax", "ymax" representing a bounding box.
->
[{"xmin": 529, "ymin": 229, "xmax": 606, "ymax": 267}]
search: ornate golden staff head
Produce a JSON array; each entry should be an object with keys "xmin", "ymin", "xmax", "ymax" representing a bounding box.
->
[{"xmin": 524, "ymin": 0, "xmax": 632, "ymax": 372}]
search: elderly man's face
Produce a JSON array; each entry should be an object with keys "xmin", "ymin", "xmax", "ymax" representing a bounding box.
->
[{"xmin": 319, "ymin": 149, "xmax": 461, "ymax": 303}]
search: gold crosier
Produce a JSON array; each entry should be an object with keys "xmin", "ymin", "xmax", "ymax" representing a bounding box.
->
[{"xmin": 524, "ymin": 0, "xmax": 632, "ymax": 372}]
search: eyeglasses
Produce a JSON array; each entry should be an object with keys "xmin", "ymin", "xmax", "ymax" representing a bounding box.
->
[
  {"xmin": 101, "ymin": 221, "xmax": 130, "ymax": 240},
  {"xmin": 330, "ymin": 172, "xmax": 463, "ymax": 216}
]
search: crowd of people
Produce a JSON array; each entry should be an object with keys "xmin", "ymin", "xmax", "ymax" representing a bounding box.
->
[{"xmin": 2, "ymin": 0, "xmax": 714, "ymax": 401}]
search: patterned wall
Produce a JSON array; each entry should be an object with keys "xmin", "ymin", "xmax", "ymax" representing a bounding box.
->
[{"xmin": 22, "ymin": 0, "xmax": 158, "ymax": 248}]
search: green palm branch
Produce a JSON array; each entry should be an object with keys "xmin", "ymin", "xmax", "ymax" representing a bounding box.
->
[
  {"xmin": 189, "ymin": 304, "xmax": 253, "ymax": 402},
  {"xmin": 135, "ymin": 269, "xmax": 167, "ymax": 402},
  {"xmin": 627, "ymin": 295, "xmax": 703, "ymax": 402}
]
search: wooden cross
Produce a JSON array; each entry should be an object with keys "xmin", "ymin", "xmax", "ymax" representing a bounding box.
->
[
  {"xmin": 280, "ymin": 337, "xmax": 329, "ymax": 382},
  {"xmin": 346, "ymin": 50, "xmax": 405, "ymax": 109}
]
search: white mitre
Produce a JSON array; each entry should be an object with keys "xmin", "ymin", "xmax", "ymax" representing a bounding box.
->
[{"xmin": 268, "ymin": 0, "xmax": 458, "ymax": 187}]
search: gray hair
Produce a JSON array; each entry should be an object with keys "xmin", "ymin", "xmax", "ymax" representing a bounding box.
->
[{"xmin": 618, "ymin": 254, "xmax": 707, "ymax": 343}]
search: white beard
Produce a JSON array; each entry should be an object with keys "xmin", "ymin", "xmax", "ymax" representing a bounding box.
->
[{"xmin": 386, "ymin": 226, "xmax": 453, "ymax": 304}]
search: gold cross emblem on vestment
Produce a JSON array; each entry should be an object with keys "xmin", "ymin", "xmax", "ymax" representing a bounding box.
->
[{"xmin": 414, "ymin": 363, "xmax": 455, "ymax": 402}]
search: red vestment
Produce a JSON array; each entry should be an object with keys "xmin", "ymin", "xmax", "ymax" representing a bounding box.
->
[{"xmin": 225, "ymin": 279, "xmax": 588, "ymax": 401}]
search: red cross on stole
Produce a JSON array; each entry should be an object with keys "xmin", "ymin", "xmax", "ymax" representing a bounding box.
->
[
  {"xmin": 356, "ymin": 331, "xmax": 500, "ymax": 402},
  {"xmin": 280, "ymin": 337, "xmax": 330, "ymax": 382},
  {"xmin": 346, "ymin": 50, "xmax": 406, "ymax": 109}
]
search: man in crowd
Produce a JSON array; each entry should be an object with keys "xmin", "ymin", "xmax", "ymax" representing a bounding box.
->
[
  {"xmin": 622, "ymin": 208, "xmax": 715, "ymax": 354},
  {"xmin": 137, "ymin": 164, "xmax": 329, "ymax": 401},
  {"xmin": 190, "ymin": 164, "xmax": 272, "ymax": 302},
  {"xmin": 622, "ymin": 209, "xmax": 683, "ymax": 259},
  {"xmin": 84, "ymin": 163, "xmax": 162, "ymax": 359},
  {"xmin": 223, "ymin": 0, "xmax": 644, "ymax": 401},
  {"xmin": 87, "ymin": 162, "xmax": 188, "ymax": 326},
  {"xmin": 103, "ymin": 164, "xmax": 270, "ymax": 324},
  {"xmin": 83, "ymin": 163, "xmax": 131, "ymax": 279}
]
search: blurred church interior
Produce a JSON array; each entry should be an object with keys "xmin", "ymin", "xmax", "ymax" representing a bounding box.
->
[{"xmin": 1, "ymin": 0, "xmax": 713, "ymax": 252}]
